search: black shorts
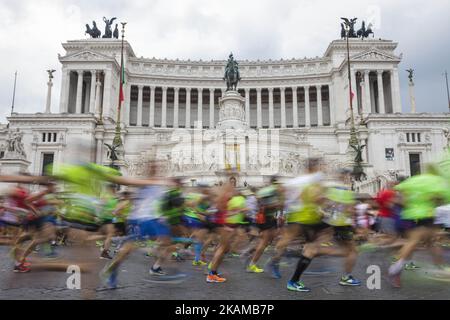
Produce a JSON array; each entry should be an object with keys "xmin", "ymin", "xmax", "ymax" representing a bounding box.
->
[
  {"xmin": 333, "ymin": 226, "xmax": 355, "ymax": 242},
  {"xmin": 114, "ymin": 222, "xmax": 127, "ymax": 235},
  {"xmin": 256, "ymin": 217, "xmax": 278, "ymax": 231},
  {"xmin": 413, "ymin": 218, "xmax": 435, "ymax": 228},
  {"xmin": 300, "ymin": 222, "xmax": 330, "ymax": 242}
]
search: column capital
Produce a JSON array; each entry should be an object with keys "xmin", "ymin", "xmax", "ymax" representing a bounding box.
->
[
  {"xmin": 292, "ymin": 86, "xmax": 298, "ymax": 91},
  {"xmin": 376, "ymin": 69, "xmax": 384, "ymax": 75},
  {"xmin": 174, "ymin": 87, "xmax": 180, "ymax": 92},
  {"xmin": 244, "ymin": 87, "xmax": 250, "ymax": 93},
  {"xmin": 256, "ymin": 87, "xmax": 262, "ymax": 93},
  {"xmin": 268, "ymin": 87, "xmax": 274, "ymax": 93},
  {"xmin": 197, "ymin": 87, "xmax": 203, "ymax": 92},
  {"xmin": 316, "ymin": 84, "xmax": 322, "ymax": 91},
  {"xmin": 209, "ymin": 88, "xmax": 215, "ymax": 93},
  {"xmin": 138, "ymin": 84, "xmax": 144, "ymax": 90},
  {"xmin": 304, "ymin": 85, "xmax": 310, "ymax": 90},
  {"xmin": 186, "ymin": 87, "xmax": 192, "ymax": 93},
  {"xmin": 162, "ymin": 86, "xmax": 168, "ymax": 91},
  {"xmin": 77, "ymin": 70, "xmax": 84, "ymax": 75},
  {"xmin": 280, "ymin": 87, "xmax": 285, "ymax": 92},
  {"xmin": 149, "ymin": 85, "xmax": 156, "ymax": 90}
]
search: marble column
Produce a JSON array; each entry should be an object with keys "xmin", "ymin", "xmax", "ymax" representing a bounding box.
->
[
  {"xmin": 197, "ymin": 88, "xmax": 203, "ymax": 129},
  {"xmin": 209, "ymin": 88, "xmax": 214, "ymax": 128},
  {"xmin": 391, "ymin": 69, "xmax": 402, "ymax": 113},
  {"xmin": 256, "ymin": 88, "xmax": 262, "ymax": 128},
  {"xmin": 94, "ymin": 72, "xmax": 102, "ymax": 119},
  {"xmin": 245, "ymin": 88, "xmax": 250, "ymax": 126},
  {"xmin": 328, "ymin": 84, "xmax": 335, "ymax": 126},
  {"xmin": 316, "ymin": 85, "xmax": 323, "ymax": 126},
  {"xmin": 124, "ymin": 82, "xmax": 131, "ymax": 125},
  {"xmin": 364, "ymin": 70, "xmax": 372, "ymax": 114},
  {"xmin": 408, "ymin": 80, "xmax": 417, "ymax": 113},
  {"xmin": 89, "ymin": 70, "xmax": 96, "ymax": 113},
  {"xmin": 292, "ymin": 86, "xmax": 298, "ymax": 128},
  {"xmin": 149, "ymin": 86, "xmax": 155, "ymax": 127},
  {"xmin": 280, "ymin": 87, "xmax": 286, "ymax": 128},
  {"xmin": 103, "ymin": 70, "xmax": 111, "ymax": 117},
  {"xmin": 45, "ymin": 78, "xmax": 53, "ymax": 113},
  {"xmin": 268, "ymin": 88, "xmax": 274, "ymax": 128},
  {"xmin": 75, "ymin": 70, "xmax": 84, "ymax": 114},
  {"xmin": 304, "ymin": 86, "xmax": 311, "ymax": 127},
  {"xmin": 174, "ymin": 87, "xmax": 179, "ymax": 128},
  {"xmin": 377, "ymin": 70, "xmax": 386, "ymax": 114},
  {"xmin": 161, "ymin": 86, "xmax": 167, "ymax": 128},
  {"xmin": 137, "ymin": 85, "xmax": 143, "ymax": 126},
  {"xmin": 186, "ymin": 88, "xmax": 191, "ymax": 128},
  {"xmin": 59, "ymin": 69, "xmax": 70, "ymax": 113}
]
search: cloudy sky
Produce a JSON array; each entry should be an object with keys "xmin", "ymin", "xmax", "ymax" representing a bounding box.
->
[{"xmin": 0, "ymin": 0, "xmax": 449, "ymax": 122}]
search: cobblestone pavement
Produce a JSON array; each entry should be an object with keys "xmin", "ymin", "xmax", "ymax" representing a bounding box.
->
[{"xmin": 0, "ymin": 245, "xmax": 448, "ymax": 300}]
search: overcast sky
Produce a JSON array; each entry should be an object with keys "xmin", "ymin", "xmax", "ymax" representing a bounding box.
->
[{"xmin": 0, "ymin": 0, "xmax": 449, "ymax": 122}]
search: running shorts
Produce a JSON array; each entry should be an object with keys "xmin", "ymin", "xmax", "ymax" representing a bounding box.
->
[{"xmin": 126, "ymin": 218, "xmax": 170, "ymax": 240}]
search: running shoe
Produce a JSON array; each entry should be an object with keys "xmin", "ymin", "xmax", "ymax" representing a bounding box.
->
[
  {"xmin": 100, "ymin": 250, "xmax": 113, "ymax": 260},
  {"xmin": 149, "ymin": 266, "xmax": 167, "ymax": 276},
  {"xmin": 320, "ymin": 242, "xmax": 334, "ymax": 247},
  {"xmin": 172, "ymin": 252, "xmax": 184, "ymax": 262},
  {"xmin": 357, "ymin": 243, "xmax": 377, "ymax": 253},
  {"xmin": 339, "ymin": 275, "xmax": 362, "ymax": 286},
  {"xmin": 206, "ymin": 273, "xmax": 227, "ymax": 283},
  {"xmin": 22, "ymin": 260, "xmax": 32, "ymax": 267},
  {"xmin": 268, "ymin": 261, "xmax": 281, "ymax": 279},
  {"xmin": 13, "ymin": 263, "xmax": 30, "ymax": 273},
  {"xmin": 207, "ymin": 263, "xmax": 224, "ymax": 276},
  {"xmin": 404, "ymin": 262, "xmax": 420, "ymax": 270},
  {"xmin": 192, "ymin": 260, "xmax": 207, "ymax": 266},
  {"xmin": 388, "ymin": 272, "xmax": 401, "ymax": 288},
  {"xmin": 246, "ymin": 264, "xmax": 264, "ymax": 273},
  {"xmin": 287, "ymin": 280, "xmax": 310, "ymax": 292},
  {"xmin": 100, "ymin": 266, "xmax": 118, "ymax": 289}
]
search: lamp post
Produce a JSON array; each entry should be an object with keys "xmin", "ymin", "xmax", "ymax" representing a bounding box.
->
[
  {"xmin": 444, "ymin": 70, "xmax": 450, "ymax": 112},
  {"xmin": 108, "ymin": 22, "xmax": 127, "ymax": 169},
  {"xmin": 341, "ymin": 17, "xmax": 364, "ymax": 186}
]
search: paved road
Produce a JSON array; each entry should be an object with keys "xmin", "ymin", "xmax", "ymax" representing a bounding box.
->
[{"xmin": 0, "ymin": 244, "xmax": 449, "ymax": 300}]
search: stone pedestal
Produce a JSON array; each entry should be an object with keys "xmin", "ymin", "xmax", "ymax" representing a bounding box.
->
[
  {"xmin": 216, "ymin": 91, "xmax": 248, "ymax": 130},
  {"xmin": 0, "ymin": 158, "xmax": 31, "ymax": 175}
]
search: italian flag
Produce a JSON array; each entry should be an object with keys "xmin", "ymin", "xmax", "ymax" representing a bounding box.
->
[{"xmin": 119, "ymin": 59, "xmax": 125, "ymax": 104}]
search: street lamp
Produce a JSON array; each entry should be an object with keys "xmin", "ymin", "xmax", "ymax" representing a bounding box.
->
[
  {"xmin": 105, "ymin": 22, "xmax": 127, "ymax": 170},
  {"xmin": 341, "ymin": 17, "xmax": 365, "ymax": 185},
  {"xmin": 112, "ymin": 22, "xmax": 127, "ymax": 149}
]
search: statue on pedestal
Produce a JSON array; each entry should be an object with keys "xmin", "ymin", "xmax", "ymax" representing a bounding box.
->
[
  {"xmin": 223, "ymin": 53, "xmax": 241, "ymax": 91},
  {"xmin": 85, "ymin": 21, "xmax": 101, "ymax": 38},
  {"xmin": 102, "ymin": 17, "xmax": 117, "ymax": 38},
  {"xmin": 5, "ymin": 129, "xmax": 26, "ymax": 159},
  {"xmin": 340, "ymin": 17, "xmax": 358, "ymax": 38},
  {"xmin": 406, "ymin": 69, "xmax": 414, "ymax": 83},
  {"xmin": 357, "ymin": 21, "xmax": 374, "ymax": 39}
]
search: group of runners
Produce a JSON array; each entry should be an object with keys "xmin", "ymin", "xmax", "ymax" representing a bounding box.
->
[{"xmin": 0, "ymin": 156, "xmax": 449, "ymax": 293}]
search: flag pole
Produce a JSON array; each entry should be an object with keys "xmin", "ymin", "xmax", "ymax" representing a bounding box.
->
[
  {"xmin": 11, "ymin": 71, "xmax": 18, "ymax": 115},
  {"xmin": 7, "ymin": 71, "xmax": 18, "ymax": 129},
  {"xmin": 113, "ymin": 22, "xmax": 127, "ymax": 148}
]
